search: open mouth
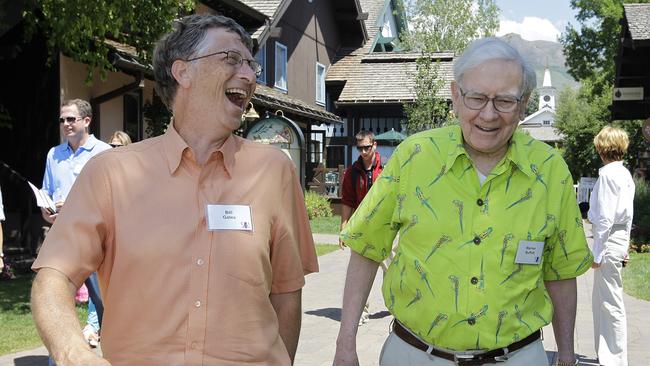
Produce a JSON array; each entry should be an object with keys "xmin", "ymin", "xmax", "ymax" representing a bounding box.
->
[
  {"xmin": 225, "ymin": 88, "xmax": 249, "ymax": 110},
  {"xmin": 476, "ymin": 125, "xmax": 499, "ymax": 133}
]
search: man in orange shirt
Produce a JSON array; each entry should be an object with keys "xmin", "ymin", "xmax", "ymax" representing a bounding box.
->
[{"xmin": 31, "ymin": 14, "xmax": 318, "ymax": 366}]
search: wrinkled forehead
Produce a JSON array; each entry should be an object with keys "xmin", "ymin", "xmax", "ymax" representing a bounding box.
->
[{"xmin": 458, "ymin": 59, "xmax": 524, "ymax": 94}]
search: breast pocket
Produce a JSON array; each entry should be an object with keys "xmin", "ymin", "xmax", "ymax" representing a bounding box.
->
[
  {"xmin": 215, "ymin": 230, "xmax": 270, "ymax": 287},
  {"xmin": 497, "ymin": 232, "xmax": 544, "ymax": 291}
]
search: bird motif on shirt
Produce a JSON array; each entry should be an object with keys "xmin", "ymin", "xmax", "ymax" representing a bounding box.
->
[
  {"xmin": 364, "ymin": 196, "xmax": 385, "ymax": 222},
  {"xmin": 378, "ymin": 175, "xmax": 400, "ymax": 183},
  {"xmin": 495, "ymin": 310, "xmax": 508, "ymax": 343},
  {"xmin": 459, "ymin": 227, "xmax": 493, "ymax": 249},
  {"xmin": 515, "ymin": 304, "xmax": 532, "ymax": 331},
  {"xmin": 340, "ymin": 232, "xmax": 362, "ymax": 240},
  {"xmin": 537, "ymin": 214, "xmax": 555, "ymax": 235},
  {"xmin": 396, "ymin": 193, "xmax": 406, "ymax": 220},
  {"xmin": 452, "ymin": 304, "xmax": 488, "ymax": 327},
  {"xmin": 414, "ymin": 260, "xmax": 434, "ymax": 296},
  {"xmin": 449, "ymin": 275, "xmax": 460, "ymax": 312},
  {"xmin": 479, "ymin": 256, "xmax": 485, "ymax": 290},
  {"xmin": 533, "ymin": 310, "xmax": 548, "ymax": 325},
  {"xmin": 425, "ymin": 234, "xmax": 452, "ymax": 262},
  {"xmin": 500, "ymin": 233, "xmax": 514, "ymax": 267},
  {"xmin": 429, "ymin": 137, "xmax": 440, "ymax": 152},
  {"xmin": 506, "ymin": 188, "xmax": 532, "ymax": 209},
  {"xmin": 575, "ymin": 252, "xmax": 592, "ymax": 273},
  {"xmin": 415, "ymin": 186, "xmax": 437, "ymax": 219},
  {"xmin": 427, "ymin": 313, "xmax": 448, "ymax": 335},
  {"xmin": 388, "ymin": 281, "xmax": 396, "ymax": 311},
  {"xmin": 505, "ymin": 168, "xmax": 517, "ymax": 193},
  {"xmin": 542, "ymin": 153, "xmax": 554, "ymax": 165},
  {"xmin": 575, "ymin": 217, "xmax": 583, "ymax": 228},
  {"xmin": 401, "ymin": 215, "xmax": 418, "ymax": 237},
  {"xmin": 549, "ymin": 262, "xmax": 561, "ymax": 280},
  {"xmin": 531, "ymin": 164, "xmax": 548, "ymax": 190},
  {"xmin": 453, "ymin": 200, "xmax": 464, "ymax": 234},
  {"xmin": 361, "ymin": 243, "xmax": 375, "ymax": 256},
  {"xmin": 481, "ymin": 181, "xmax": 492, "ymax": 215},
  {"xmin": 428, "ymin": 164, "xmax": 446, "ymax": 187},
  {"xmin": 499, "ymin": 264, "xmax": 523, "ymax": 286},
  {"xmin": 401, "ymin": 144, "xmax": 421, "ymax": 168},
  {"xmin": 406, "ymin": 289, "xmax": 422, "ymax": 307},
  {"xmin": 459, "ymin": 165, "xmax": 473, "ymax": 179},
  {"xmin": 399, "ymin": 264, "xmax": 406, "ymax": 292},
  {"xmin": 558, "ymin": 229, "xmax": 569, "ymax": 260},
  {"xmin": 524, "ymin": 278, "xmax": 542, "ymax": 304}
]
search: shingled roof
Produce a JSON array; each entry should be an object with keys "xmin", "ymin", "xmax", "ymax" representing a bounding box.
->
[
  {"xmin": 624, "ymin": 4, "xmax": 650, "ymax": 41},
  {"xmin": 335, "ymin": 53, "xmax": 454, "ymax": 105},
  {"xmin": 237, "ymin": 0, "xmax": 284, "ymax": 17},
  {"xmin": 253, "ymin": 84, "xmax": 342, "ymax": 124}
]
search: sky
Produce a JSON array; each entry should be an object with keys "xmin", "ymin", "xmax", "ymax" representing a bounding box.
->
[{"xmin": 495, "ymin": 0, "xmax": 579, "ymax": 42}]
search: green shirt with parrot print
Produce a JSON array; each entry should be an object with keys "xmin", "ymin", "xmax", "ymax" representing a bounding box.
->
[{"xmin": 340, "ymin": 125, "xmax": 593, "ymax": 351}]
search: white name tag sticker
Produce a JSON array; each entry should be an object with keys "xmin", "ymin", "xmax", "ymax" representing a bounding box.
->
[
  {"xmin": 515, "ymin": 240, "xmax": 544, "ymax": 265},
  {"xmin": 206, "ymin": 204, "xmax": 253, "ymax": 231}
]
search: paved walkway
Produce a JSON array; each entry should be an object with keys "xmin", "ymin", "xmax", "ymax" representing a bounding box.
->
[{"xmin": 2, "ymin": 228, "xmax": 649, "ymax": 365}]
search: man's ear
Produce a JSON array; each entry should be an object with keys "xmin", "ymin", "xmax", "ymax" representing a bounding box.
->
[{"xmin": 171, "ymin": 59, "xmax": 192, "ymax": 89}]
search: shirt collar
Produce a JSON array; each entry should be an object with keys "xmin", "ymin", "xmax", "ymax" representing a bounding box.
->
[
  {"xmin": 599, "ymin": 160, "xmax": 623, "ymax": 174},
  {"xmin": 443, "ymin": 127, "xmax": 534, "ymax": 179},
  {"xmin": 162, "ymin": 120, "xmax": 237, "ymax": 176},
  {"xmin": 67, "ymin": 134, "xmax": 99, "ymax": 153}
]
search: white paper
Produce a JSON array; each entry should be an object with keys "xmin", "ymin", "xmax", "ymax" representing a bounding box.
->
[
  {"xmin": 206, "ymin": 204, "xmax": 253, "ymax": 231},
  {"xmin": 515, "ymin": 240, "xmax": 544, "ymax": 265},
  {"xmin": 27, "ymin": 181, "xmax": 57, "ymax": 214}
]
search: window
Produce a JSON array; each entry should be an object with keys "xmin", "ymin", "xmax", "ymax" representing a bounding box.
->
[
  {"xmin": 274, "ymin": 42, "xmax": 287, "ymax": 92},
  {"xmin": 255, "ymin": 44, "xmax": 266, "ymax": 84},
  {"xmin": 316, "ymin": 62, "xmax": 326, "ymax": 105},
  {"xmin": 543, "ymin": 120, "xmax": 551, "ymax": 126}
]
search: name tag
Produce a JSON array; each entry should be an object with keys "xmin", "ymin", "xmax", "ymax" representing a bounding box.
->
[
  {"xmin": 515, "ymin": 240, "xmax": 544, "ymax": 265},
  {"xmin": 206, "ymin": 204, "xmax": 253, "ymax": 231}
]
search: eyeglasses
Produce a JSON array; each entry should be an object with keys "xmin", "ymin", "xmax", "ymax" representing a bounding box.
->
[
  {"xmin": 58, "ymin": 116, "xmax": 84, "ymax": 124},
  {"xmin": 458, "ymin": 86, "xmax": 522, "ymax": 113},
  {"xmin": 356, "ymin": 145, "xmax": 373, "ymax": 152},
  {"xmin": 185, "ymin": 50, "xmax": 263, "ymax": 77}
]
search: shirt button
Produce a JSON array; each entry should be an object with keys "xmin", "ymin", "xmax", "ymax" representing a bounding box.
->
[
  {"xmin": 476, "ymin": 198, "xmax": 484, "ymax": 206},
  {"xmin": 190, "ymin": 342, "xmax": 197, "ymax": 349},
  {"xmin": 194, "ymin": 300, "xmax": 201, "ymax": 308},
  {"xmin": 197, "ymin": 258, "xmax": 204, "ymax": 266},
  {"xmin": 468, "ymin": 317, "xmax": 476, "ymax": 325},
  {"xmin": 473, "ymin": 236, "xmax": 481, "ymax": 245},
  {"xmin": 470, "ymin": 277, "xmax": 479, "ymax": 285}
]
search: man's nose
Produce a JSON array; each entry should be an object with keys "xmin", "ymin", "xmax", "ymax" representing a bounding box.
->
[
  {"xmin": 238, "ymin": 62, "xmax": 257, "ymax": 83},
  {"xmin": 479, "ymin": 99, "xmax": 499, "ymax": 120}
]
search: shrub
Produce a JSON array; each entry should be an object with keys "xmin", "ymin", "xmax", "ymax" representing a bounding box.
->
[
  {"xmin": 304, "ymin": 190, "xmax": 333, "ymax": 220},
  {"xmin": 631, "ymin": 177, "xmax": 650, "ymax": 251}
]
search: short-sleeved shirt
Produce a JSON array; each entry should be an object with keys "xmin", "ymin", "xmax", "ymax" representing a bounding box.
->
[
  {"xmin": 341, "ymin": 125, "xmax": 592, "ymax": 351},
  {"xmin": 42, "ymin": 134, "xmax": 112, "ymax": 202},
  {"xmin": 33, "ymin": 125, "xmax": 319, "ymax": 365}
]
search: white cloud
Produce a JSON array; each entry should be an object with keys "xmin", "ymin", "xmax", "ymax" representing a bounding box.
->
[{"xmin": 497, "ymin": 17, "xmax": 561, "ymax": 42}]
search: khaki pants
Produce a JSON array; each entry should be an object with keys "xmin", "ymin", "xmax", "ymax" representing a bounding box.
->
[
  {"xmin": 592, "ymin": 228, "xmax": 629, "ymax": 366},
  {"xmin": 379, "ymin": 331, "xmax": 549, "ymax": 366}
]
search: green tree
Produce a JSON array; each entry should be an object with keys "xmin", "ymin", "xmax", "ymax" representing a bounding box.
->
[
  {"xmin": 23, "ymin": 0, "xmax": 195, "ymax": 81},
  {"xmin": 558, "ymin": 0, "xmax": 648, "ymax": 179},
  {"xmin": 400, "ymin": 0, "xmax": 499, "ymax": 133},
  {"xmin": 525, "ymin": 89, "xmax": 540, "ymax": 116}
]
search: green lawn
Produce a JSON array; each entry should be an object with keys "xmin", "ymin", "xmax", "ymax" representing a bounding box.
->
[
  {"xmin": 623, "ymin": 252, "xmax": 650, "ymax": 301},
  {"xmin": 309, "ymin": 215, "xmax": 341, "ymax": 235},
  {"xmin": 0, "ymin": 275, "xmax": 88, "ymax": 356},
  {"xmin": 315, "ymin": 243, "xmax": 339, "ymax": 256}
]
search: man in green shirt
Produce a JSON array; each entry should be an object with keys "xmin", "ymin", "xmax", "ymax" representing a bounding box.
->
[{"xmin": 333, "ymin": 37, "xmax": 591, "ymax": 366}]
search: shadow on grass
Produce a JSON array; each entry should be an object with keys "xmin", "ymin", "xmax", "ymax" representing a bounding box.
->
[{"xmin": 0, "ymin": 275, "xmax": 34, "ymax": 314}]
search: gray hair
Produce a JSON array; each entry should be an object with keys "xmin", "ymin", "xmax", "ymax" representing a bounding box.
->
[
  {"xmin": 153, "ymin": 13, "xmax": 253, "ymax": 108},
  {"xmin": 62, "ymin": 99, "xmax": 92, "ymax": 119},
  {"xmin": 453, "ymin": 37, "xmax": 537, "ymax": 97}
]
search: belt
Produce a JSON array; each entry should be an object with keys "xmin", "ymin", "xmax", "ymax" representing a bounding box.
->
[{"xmin": 392, "ymin": 321, "xmax": 541, "ymax": 365}]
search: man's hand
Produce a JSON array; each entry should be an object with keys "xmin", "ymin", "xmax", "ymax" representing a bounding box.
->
[
  {"xmin": 41, "ymin": 202, "xmax": 63, "ymax": 224},
  {"xmin": 591, "ymin": 261, "xmax": 601, "ymax": 269},
  {"xmin": 339, "ymin": 238, "xmax": 347, "ymax": 249}
]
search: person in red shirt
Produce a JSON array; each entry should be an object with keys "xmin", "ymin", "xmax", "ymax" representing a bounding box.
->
[{"xmin": 340, "ymin": 130, "xmax": 383, "ymax": 325}]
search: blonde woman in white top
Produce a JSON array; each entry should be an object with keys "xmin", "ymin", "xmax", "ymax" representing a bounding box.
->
[{"xmin": 588, "ymin": 126, "xmax": 635, "ymax": 366}]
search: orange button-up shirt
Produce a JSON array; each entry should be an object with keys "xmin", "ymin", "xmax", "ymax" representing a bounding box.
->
[{"xmin": 33, "ymin": 125, "xmax": 319, "ymax": 365}]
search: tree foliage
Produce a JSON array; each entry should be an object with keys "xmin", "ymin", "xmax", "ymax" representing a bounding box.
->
[
  {"xmin": 23, "ymin": 0, "xmax": 195, "ymax": 81},
  {"xmin": 400, "ymin": 0, "xmax": 499, "ymax": 133},
  {"xmin": 558, "ymin": 0, "xmax": 648, "ymax": 180}
]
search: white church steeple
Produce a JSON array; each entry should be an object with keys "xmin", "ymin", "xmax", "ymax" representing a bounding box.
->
[{"xmin": 538, "ymin": 67, "xmax": 557, "ymax": 110}]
